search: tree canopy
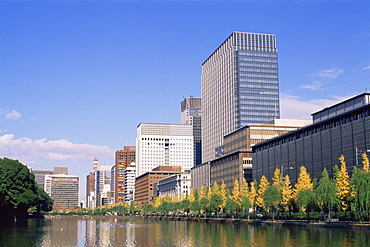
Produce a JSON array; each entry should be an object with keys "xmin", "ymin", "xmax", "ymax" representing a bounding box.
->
[{"xmin": 0, "ymin": 158, "xmax": 53, "ymax": 220}]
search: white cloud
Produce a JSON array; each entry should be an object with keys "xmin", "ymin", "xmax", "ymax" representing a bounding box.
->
[
  {"xmin": 362, "ymin": 64, "xmax": 370, "ymax": 70},
  {"xmin": 0, "ymin": 134, "xmax": 114, "ymax": 164},
  {"xmin": 5, "ymin": 110, "xmax": 22, "ymax": 121},
  {"xmin": 300, "ymin": 81, "xmax": 322, "ymax": 91},
  {"xmin": 318, "ymin": 68, "xmax": 344, "ymax": 79},
  {"xmin": 280, "ymin": 93, "xmax": 348, "ymax": 120}
]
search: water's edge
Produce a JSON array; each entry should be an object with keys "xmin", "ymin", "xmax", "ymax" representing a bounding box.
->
[{"xmin": 44, "ymin": 215, "xmax": 370, "ymax": 229}]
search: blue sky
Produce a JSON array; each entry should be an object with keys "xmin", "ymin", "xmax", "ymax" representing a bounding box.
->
[{"xmin": 1, "ymin": 0, "xmax": 369, "ymax": 199}]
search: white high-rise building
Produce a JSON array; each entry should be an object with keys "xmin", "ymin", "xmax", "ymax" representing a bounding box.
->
[
  {"xmin": 136, "ymin": 123, "xmax": 194, "ymax": 177},
  {"xmin": 124, "ymin": 165, "xmax": 136, "ymax": 201}
]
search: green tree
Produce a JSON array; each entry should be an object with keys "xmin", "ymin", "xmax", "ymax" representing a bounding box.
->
[
  {"xmin": 351, "ymin": 165, "xmax": 370, "ymax": 219},
  {"xmin": 0, "ymin": 158, "xmax": 53, "ymax": 221},
  {"xmin": 199, "ymin": 197, "xmax": 209, "ymax": 215},
  {"xmin": 241, "ymin": 195, "xmax": 252, "ymax": 217},
  {"xmin": 316, "ymin": 168, "xmax": 339, "ymax": 219},
  {"xmin": 181, "ymin": 199, "xmax": 190, "ymax": 214},
  {"xmin": 296, "ymin": 189, "xmax": 316, "ymax": 216},
  {"xmin": 209, "ymin": 193, "xmax": 222, "ymax": 216},
  {"xmin": 224, "ymin": 197, "xmax": 238, "ymax": 217},
  {"xmin": 262, "ymin": 186, "xmax": 281, "ymax": 221}
]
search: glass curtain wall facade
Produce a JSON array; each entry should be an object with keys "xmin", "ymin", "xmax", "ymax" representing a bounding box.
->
[
  {"xmin": 181, "ymin": 97, "xmax": 202, "ymax": 166},
  {"xmin": 252, "ymin": 93, "xmax": 370, "ymax": 183},
  {"xmin": 202, "ymin": 32, "xmax": 280, "ymax": 163}
]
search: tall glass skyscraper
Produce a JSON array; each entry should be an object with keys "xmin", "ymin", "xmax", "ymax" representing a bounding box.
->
[{"xmin": 201, "ymin": 32, "xmax": 280, "ymax": 163}]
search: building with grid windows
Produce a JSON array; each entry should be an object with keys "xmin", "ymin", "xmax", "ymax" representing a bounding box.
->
[
  {"xmin": 181, "ymin": 96, "xmax": 202, "ymax": 166},
  {"xmin": 135, "ymin": 166, "xmax": 182, "ymax": 204},
  {"xmin": 114, "ymin": 146, "xmax": 136, "ymax": 203},
  {"xmin": 44, "ymin": 174, "xmax": 79, "ymax": 211},
  {"xmin": 201, "ymin": 32, "xmax": 280, "ymax": 163},
  {"xmin": 136, "ymin": 123, "xmax": 194, "ymax": 178},
  {"xmin": 252, "ymin": 92, "xmax": 370, "ymax": 183}
]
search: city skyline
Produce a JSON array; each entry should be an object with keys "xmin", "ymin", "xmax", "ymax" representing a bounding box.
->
[{"xmin": 1, "ymin": 1, "xmax": 369, "ymax": 199}]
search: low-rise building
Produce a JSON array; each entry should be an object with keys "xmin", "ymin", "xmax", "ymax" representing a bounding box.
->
[
  {"xmin": 135, "ymin": 166, "xmax": 182, "ymax": 204},
  {"xmin": 252, "ymin": 92, "xmax": 370, "ymax": 183},
  {"xmin": 158, "ymin": 172, "xmax": 191, "ymax": 200}
]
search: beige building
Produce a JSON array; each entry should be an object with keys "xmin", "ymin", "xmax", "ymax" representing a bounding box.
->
[
  {"xmin": 45, "ymin": 174, "xmax": 79, "ymax": 211},
  {"xmin": 192, "ymin": 119, "xmax": 311, "ymax": 190}
]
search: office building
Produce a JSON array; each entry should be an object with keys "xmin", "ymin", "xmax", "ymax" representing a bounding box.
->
[
  {"xmin": 45, "ymin": 174, "xmax": 79, "ymax": 211},
  {"xmin": 158, "ymin": 172, "xmax": 191, "ymax": 201},
  {"xmin": 86, "ymin": 172, "xmax": 95, "ymax": 209},
  {"xmin": 136, "ymin": 123, "xmax": 194, "ymax": 177},
  {"xmin": 181, "ymin": 96, "xmax": 202, "ymax": 166},
  {"xmin": 124, "ymin": 165, "xmax": 136, "ymax": 202},
  {"xmin": 114, "ymin": 146, "xmax": 136, "ymax": 203},
  {"xmin": 201, "ymin": 32, "xmax": 280, "ymax": 163},
  {"xmin": 135, "ymin": 166, "xmax": 182, "ymax": 204},
  {"xmin": 31, "ymin": 167, "xmax": 68, "ymax": 190},
  {"xmin": 95, "ymin": 164, "xmax": 113, "ymax": 207},
  {"xmin": 252, "ymin": 92, "xmax": 370, "ymax": 183},
  {"xmin": 210, "ymin": 119, "xmax": 310, "ymax": 189}
]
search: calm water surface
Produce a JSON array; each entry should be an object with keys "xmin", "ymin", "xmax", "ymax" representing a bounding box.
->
[{"xmin": 0, "ymin": 217, "xmax": 369, "ymax": 247}]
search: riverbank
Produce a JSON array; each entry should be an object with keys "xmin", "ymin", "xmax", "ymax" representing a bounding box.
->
[{"xmin": 144, "ymin": 215, "xmax": 370, "ymax": 229}]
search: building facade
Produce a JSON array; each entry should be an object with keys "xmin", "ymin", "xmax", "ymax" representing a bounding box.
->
[
  {"xmin": 45, "ymin": 174, "xmax": 79, "ymax": 211},
  {"xmin": 181, "ymin": 96, "xmax": 202, "ymax": 166},
  {"xmin": 201, "ymin": 32, "xmax": 280, "ymax": 163},
  {"xmin": 252, "ymin": 92, "xmax": 370, "ymax": 183},
  {"xmin": 190, "ymin": 162, "xmax": 211, "ymax": 191},
  {"xmin": 134, "ymin": 166, "xmax": 182, "ymax": 204},
  {"xmin": 136, "ymin": 123, "xmax": 194, "ymax": 177},
  {"xmin": 95, "ymin": 164, "xmax": 113, "ymax": 207},
  {"xmin": 31, "ymin": 167, "xmax": 68, "ymax": 190},
  {"xmin": 114, "ymin": 146, "xmax": 136, "ymax": 203},
  {"xmin": 208, "ymin": 119, "xmax": 310, "ymax": 190},
  {"xmin": 157, "ymin": 172, "xmax": 191, "ymax": 201},
  {"xmin": 124, "ymin": 165, "xmax": 136, "ymax": 202}
]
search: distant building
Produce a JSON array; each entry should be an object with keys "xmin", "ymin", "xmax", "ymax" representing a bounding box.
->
[
  {"xmin": 135, "ymin": 166, "xmax": 182, "ymax": 204},
  {"xmin": 211, "ymin": 119, "xmax": 310, "ymax": 189},
  {"xmin": 202, "ymin": 32, "xmax": 280, "ymax": 163},
  {"xmin": 252, "ymin": 92, "xmax": 370, "ymax": 183},
  {"xmin": 45, "ymin": 174, "xmax": 79, "ymax": 211},
  {"xmin": 31, "ymin": 167, "xmax": 68, "ymax": 189},
  {"xmin": 136, "ymin": 123, "xmax": 194, "ymax": 178},
  {"xmin": 158, "ymin": 172, "xmax": 191, "ymax": 201},
  {"xmin": 124, "ymin": 165, "xmax": 136, "ymax": 202},
  {"xmin": 191, "ymin": 119, "xmax": 310, "ymax": 191},
  {"xmin": 114, "ymin": 146, "xmax": 136, "ymax": 203},
  {"xmin": 95, "ymin": 164, "xmax": 113, "ymax": 207},
  {"xmin": 86, "ymin": 172, "xmax": 95, "ymax": 209},
  {"xmin": 181, "ymin": 96, "xmax": 202, "ymax": 166}
]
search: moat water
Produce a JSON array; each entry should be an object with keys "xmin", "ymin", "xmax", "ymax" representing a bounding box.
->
[{"xmin": 1, "ymin": 216, "xmax": 370, "ymax": 246}]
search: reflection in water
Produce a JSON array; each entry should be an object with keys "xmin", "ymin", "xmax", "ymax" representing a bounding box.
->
[{"xmin": 1, "ymin": 217, "xmax": 370, "ymax": 246}]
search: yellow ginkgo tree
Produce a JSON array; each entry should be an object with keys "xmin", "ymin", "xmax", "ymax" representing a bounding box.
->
[{"xmin": 336, "ymin": 155, "xmax": 354, "ymax": 211}]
